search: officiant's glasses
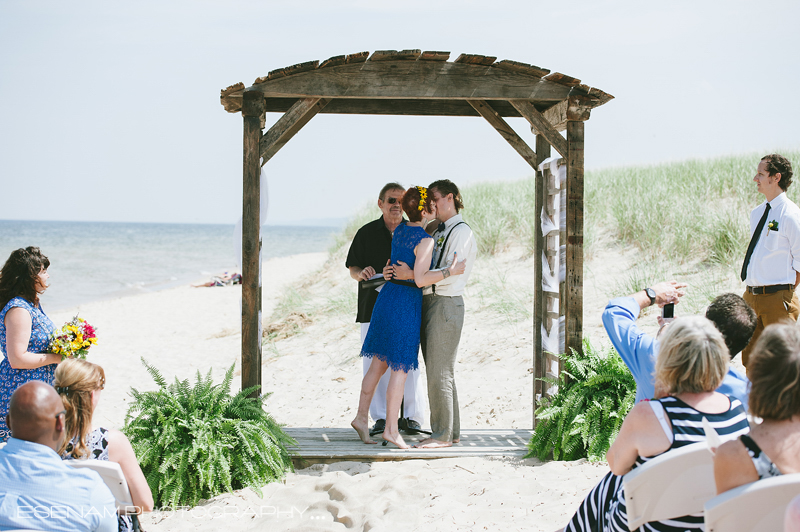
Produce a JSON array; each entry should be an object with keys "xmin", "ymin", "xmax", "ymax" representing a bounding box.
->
[{"xmin": 385, "ymin": 197, "xmax": 399, "ymax": 204}]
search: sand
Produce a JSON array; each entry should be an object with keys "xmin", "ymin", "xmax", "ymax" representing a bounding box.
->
[{"xmin": 45, "ymin": 249, "xmax": 618, "ymax": 531}]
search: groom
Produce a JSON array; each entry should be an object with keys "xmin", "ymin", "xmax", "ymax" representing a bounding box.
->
[{"xmin": 394, "ymin": 179, "xmax": 477, "ymax": 448}]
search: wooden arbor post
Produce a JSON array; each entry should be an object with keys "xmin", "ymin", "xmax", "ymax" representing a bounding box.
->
[
  {"xmin": 242, "ymin": 90, "xmax": 265, "ymax": 397},
  {"xmin": 565, "ymin": 95, "xmax": 591, "ymax": 358}
]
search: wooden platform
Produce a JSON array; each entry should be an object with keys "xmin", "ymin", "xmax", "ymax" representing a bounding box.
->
[{"xmin": 284, "ymin": 427, "xmax": 534, "ymax": 467}]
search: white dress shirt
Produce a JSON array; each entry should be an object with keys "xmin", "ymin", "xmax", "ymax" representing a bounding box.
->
[
  {"xmin": 423, "ymin": 214, "xmax": 477, "ymax": 296},
  {"xmin": 746, "ymin": 192, "xmax": 800, "ymax": 286}
]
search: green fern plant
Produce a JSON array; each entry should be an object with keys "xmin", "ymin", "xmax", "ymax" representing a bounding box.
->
[
  {"xmin": 527, "ymin": 339, "xmax": 636, "ymax": 462},
  {"xmin": 123, "ymin": 359, "xmax": 295, "ymax": 508}
]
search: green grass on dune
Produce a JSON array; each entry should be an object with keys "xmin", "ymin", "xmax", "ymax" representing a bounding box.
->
[{"xmin": 271, "ymin": 149, "xmax": 800, "ymax": 326}]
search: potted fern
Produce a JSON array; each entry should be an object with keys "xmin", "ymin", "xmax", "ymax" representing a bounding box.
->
[
  {"xmin": 527, "ymin": 340, "xmax": 636, "ymax": 462},
  {"xmin": 123, "ymin": 359, "xmax": 295, "ymax": 508}
]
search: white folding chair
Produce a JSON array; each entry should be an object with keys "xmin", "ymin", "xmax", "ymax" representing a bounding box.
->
[
  {"xmin": 623, "ymin": 442, "xmax": 715, "ymax": 531},
  {"xmin": 67, "ymin": 459, "xmax": 142, "ymax": 531},
  {"xmin": 704, "ymin": 473, "xmax": 800, "ymax": 532}
]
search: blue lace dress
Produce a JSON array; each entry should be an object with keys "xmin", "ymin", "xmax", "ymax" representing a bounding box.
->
[
  {"xmin": 361, "ymin": 222, "xmax": 432, "ymax": 373},
  {"xmin": 0, "ymin": 297, "xmax": 56, "ymax": 441}
]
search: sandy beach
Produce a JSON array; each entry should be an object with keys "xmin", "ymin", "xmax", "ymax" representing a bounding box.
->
[{"xmin": 45, "ymin": 249, "xmax": 623, "ymax": 531}]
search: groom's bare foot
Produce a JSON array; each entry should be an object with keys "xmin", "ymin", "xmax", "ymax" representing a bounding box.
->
[
  {"xmin": 414, "ymin": 438, "xmax": 453, "ymax": 448},
  {"xmin": 452, "ymin": 439, "xmax": 460, "ymax": 444},
  {"xmin": 382, "ymin": 431, "xmax": 409, "ymax": 449},
  {"xmin": 351, "ymin": 419, "xmax": 377, "ymax": 444}
]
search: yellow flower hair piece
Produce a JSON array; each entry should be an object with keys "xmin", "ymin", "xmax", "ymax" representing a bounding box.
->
[{"xmin": 416, "ymin": 186, "xmax": 428, "ymax": 211}]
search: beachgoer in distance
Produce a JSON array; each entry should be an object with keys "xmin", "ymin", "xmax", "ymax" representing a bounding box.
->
[
  {"xmin": 345, "ymin": 182, "xmax": 427, "ymax": 436},
  {"xmin": 351, "ymin": 186, "xmax": 466, "ymax": 449},
  {"xmin": 713, "ymin": 323, "xmax": 800, "ymax": 494},
  {"xmin": 392, "ymin": 179, "xmax": 477, "ymax": 449},
  {"xmin": 740, "ymin": 154, "xmax": 800, "ymax": 370},
  {"xmin": 0, "ymin": 246, "xmax": 61, "ymax": 442},
  {"xmin": 56, "ymin": 358, "xmax": 154, "ymax": 531},
  {"xmin": 563, "ymin": 316, "xmax": 750, "ymax": 532},
  {"xmin": 0, "ymin": 381, "xmax": 117, "ymax": 532},
  {"xmin": 603, "ymin": 281, "xmax": 753, "ymax": 408}
]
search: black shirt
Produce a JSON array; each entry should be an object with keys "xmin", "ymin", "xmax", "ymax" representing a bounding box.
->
[{"xmin": 345, "ymin": 216, "xmax": 395, "ymax": 323}]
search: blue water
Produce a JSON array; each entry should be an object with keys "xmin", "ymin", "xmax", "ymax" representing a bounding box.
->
[{"xmin": 0, "ymin": 221, "xmax": 336, "ymax": 311}]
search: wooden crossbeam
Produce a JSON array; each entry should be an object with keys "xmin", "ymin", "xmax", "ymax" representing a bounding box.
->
[
  {"xmin": 467, "ymin": 99, "xmax": 537, "ymax": 170},
  {"xmin": 510, "ymin": 100, "xmax": 568, "ymax": 158},
  {"xmin": 259, "ymin": 98, "xmax": 331, "ymax": 164}
]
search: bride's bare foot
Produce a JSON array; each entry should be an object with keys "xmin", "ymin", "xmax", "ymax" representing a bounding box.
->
[
  {"xmin": 382, "ymin": 431, "xmax": 409, "ymax": 449},
  {"xmin": 414, "ymin": 438, "xmax": 453, "ymax": 448},
  {"xmin": 351, "ymin": 418, "xmax": 377, "ymax": 444}
]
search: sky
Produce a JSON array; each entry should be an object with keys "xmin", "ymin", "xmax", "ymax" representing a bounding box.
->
[{"xmin": 1, "ymin": 0, "xmax": 798, "ymax": 225}]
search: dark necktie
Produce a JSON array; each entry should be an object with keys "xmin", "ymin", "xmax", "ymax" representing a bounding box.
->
[
  {"xmin": 438, "ymin": 222, "xmax": 446, "ymax": 233},
  {"xmin": 741, "ymin": 203, "xmax": 771, "ymax": 281}
]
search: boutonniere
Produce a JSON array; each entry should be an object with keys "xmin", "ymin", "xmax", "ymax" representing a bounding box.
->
[
  {"xmin": 436, "ymin": 236, "xmax": 445, "ymax": 249},
  {"xmin": 768, "ymin": 220, "xmax": 779, "ymax": 232}
]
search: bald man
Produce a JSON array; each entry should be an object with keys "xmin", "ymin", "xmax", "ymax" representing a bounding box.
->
[{"xmin": 0, "ymin": 381, "xmax": 117, "ymax": 532}]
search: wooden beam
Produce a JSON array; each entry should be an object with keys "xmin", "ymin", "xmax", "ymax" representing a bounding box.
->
[
  {"xmin": 565, "ymin": 120, "xmax": 584, "ymax": 357},
  {"xmin": 533, "ymin": 134, "xmax": 551, "ymax": 428},
  {"xmin": 263, "ymin": 98, "xmax": 531, "ymax": 117},
  {"xmin": 241, "ymin": 91, "xmax": 265, "ymax": 398},
  {"xmin": 542, "ymin": 100, "xmax": 568, "ymax": 132},
  {"xmin": 259, "ymin": 98, "xmax": 331, "ymax": 164},
  {"xmin": 467, "ymin": 99, "xmax": 537, "ymax": 170},
  {"xmin": 246, "ymin": 61, "xmax": 575, "ymax": 102},
  {"xmin": 510, "ymin": 100, "xmax": 568, "ymax": 158}
]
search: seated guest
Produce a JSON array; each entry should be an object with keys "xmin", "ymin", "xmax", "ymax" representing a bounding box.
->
[
  {"xmin": 564, "ymin": 316, "xmax": 750, "ymax": 532},
  {"xmin": 0, "ymin": 380, "xmax": 117, "ymax": 532},
  {"xmin": 714, "ymin": 323, "xmax": 800, "ymax": 494},
  {"xmin": 56, "ymin": 358, "xmax": 154, "ymax": 531},
  {"xmin": 603, "ymin": 281, "xmax": 755, "ymax": 407}
]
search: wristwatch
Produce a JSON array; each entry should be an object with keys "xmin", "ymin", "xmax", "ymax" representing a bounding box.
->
[{"xmin": 644, "ymin": 287, "xmax": 656, "ymax": 306}]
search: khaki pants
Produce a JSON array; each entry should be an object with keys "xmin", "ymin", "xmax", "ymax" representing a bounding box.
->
[
  {"xmin": 741, "ymin": 288, "xmax": 800, "ymax": 367},
  {"xmin": 420, "ymin": 294, "xmax": 464, "ymax": 442}
]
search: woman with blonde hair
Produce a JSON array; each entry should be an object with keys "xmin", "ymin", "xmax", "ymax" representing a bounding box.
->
[
  {"xmin": 714, "ymin": 323, "xmax": 800, "ymax": 493},
  {"xmin": 563, "ymin": 316, "xmax": 750, "ymax": 532},
  {"xmin": 55, "ymin": 358, "xmax": 153, "ymax": 531}
]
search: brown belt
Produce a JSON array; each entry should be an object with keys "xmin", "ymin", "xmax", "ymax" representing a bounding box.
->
[{"xmin": 747, "ymin": 284, "xmax": 794, "ymax": 295}]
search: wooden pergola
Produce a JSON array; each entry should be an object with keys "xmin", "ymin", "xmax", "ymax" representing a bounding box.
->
[{"xmin": 220, "ymin": 50, "xmax": 612, "ymax": 422}]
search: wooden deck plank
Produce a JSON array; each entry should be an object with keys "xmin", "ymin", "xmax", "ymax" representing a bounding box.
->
[{"xmin": 284, "ymin": 428, "xmax": 533, "ymax": 467}]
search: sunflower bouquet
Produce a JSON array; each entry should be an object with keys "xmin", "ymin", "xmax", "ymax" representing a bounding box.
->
[{"xmin": 50, "ymin": 316, "xmax": 98, "ymax": 360}]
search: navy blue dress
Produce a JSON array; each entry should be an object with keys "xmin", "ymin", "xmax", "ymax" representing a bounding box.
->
[
  {"xmin": 0, "ymin": 297, "xmax": 56, "ymax": 442},
  {"xmin": 361, "ymin": 222, "xmax": 432, "ymax": 373}
]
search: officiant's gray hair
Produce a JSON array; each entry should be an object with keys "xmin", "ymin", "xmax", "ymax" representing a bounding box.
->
[{"xmin": 379, "ymin": 183, "xmax": 405, "ymax": 201}]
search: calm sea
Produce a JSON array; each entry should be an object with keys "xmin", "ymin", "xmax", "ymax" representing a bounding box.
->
[{"xmin": 0, "ymin": 221, "xmax": 337, "ymax": 311}]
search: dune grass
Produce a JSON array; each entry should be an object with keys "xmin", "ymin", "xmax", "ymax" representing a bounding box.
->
[{"xmin": 267, "ymin": 149, "xmax": 800, "ymax": 329}]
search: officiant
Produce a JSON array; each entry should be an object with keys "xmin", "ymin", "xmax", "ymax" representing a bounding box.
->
[{"xmin": 345, "ymin": 183, "xmax": 426, "ymax": 436}]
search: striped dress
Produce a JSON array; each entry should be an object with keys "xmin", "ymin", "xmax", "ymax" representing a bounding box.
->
[{"xmin": 566, "ymin": 396, "xmax": 749, "ymax": 532}]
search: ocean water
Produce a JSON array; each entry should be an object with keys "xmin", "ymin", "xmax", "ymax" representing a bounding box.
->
[{"xmin": 0, "ymin": 221, "xmax": 337, "ymax": 311}]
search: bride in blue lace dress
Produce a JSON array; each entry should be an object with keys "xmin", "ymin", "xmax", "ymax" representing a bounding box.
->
[
  {"xmin": 352, "ymin": 186, "xmax": 466, "ymax": 449},
  {"xmin": 0, "ymin": 247, "xmax": 61, "ymax": 442}
]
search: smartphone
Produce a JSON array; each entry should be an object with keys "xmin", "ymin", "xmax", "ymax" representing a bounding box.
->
[{"xmin": 661, "ymin": 303, "xmax": 675, "ymax": 322}]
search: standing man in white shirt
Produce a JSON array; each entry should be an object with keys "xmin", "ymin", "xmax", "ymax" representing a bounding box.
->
[
  {"xmin": 740, "ymin": 153, "xmax": 800, "ymax": 370},
  {"xmin": 393, "ymin": 179, "xmax": 477, "ymax": 448}
]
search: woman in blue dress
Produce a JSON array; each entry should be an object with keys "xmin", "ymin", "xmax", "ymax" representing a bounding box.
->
[
  {"xmin": 0, "ymin": 247, "xmax": 60, "ymax": 442},
  {"xmin": 351, "ymin": 186, "xmax": 466, "ymax": 449}
]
